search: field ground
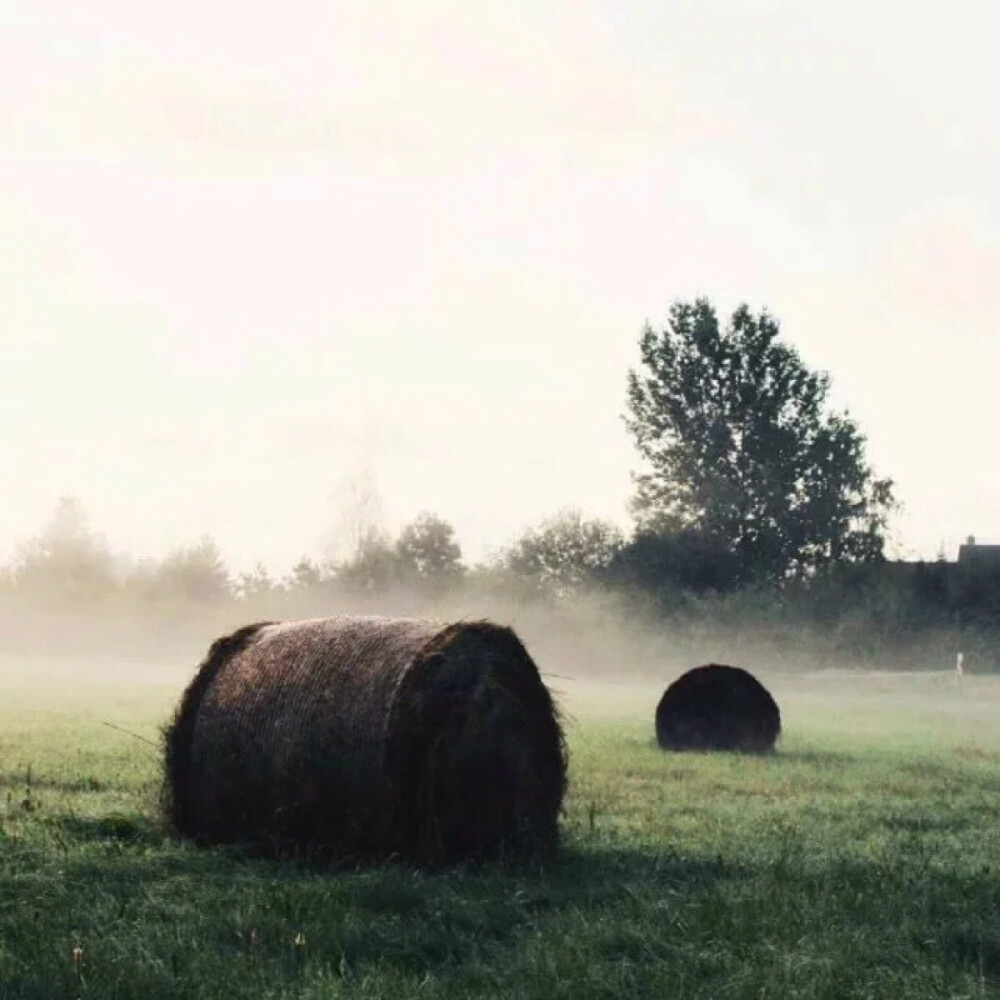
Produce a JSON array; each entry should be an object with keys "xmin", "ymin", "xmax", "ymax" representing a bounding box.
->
[{"xmin": 1, "ymin": 655, "xmax": 999, "ymax": 999}]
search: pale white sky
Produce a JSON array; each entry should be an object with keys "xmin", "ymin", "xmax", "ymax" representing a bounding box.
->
[{"xmin": 2, "ymin": 0, "xmax": 997, "ymax": 573}]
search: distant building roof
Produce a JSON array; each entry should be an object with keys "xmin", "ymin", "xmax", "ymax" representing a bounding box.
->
[{"xmin": 958, "ymin": 540, "xmax": 1000, "ymax": 570}]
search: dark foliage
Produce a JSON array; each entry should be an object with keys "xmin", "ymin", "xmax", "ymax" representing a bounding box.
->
[
  {"xmin": 608, "ymin": 529, "xmax": 741, "ymax": 595},
  {"xmin": 655, "ymin": 663, "xmax": 781, "ymax": 754},
  {"xmin": 163, "ymin": 616, "xmax": 566, "ymax": 866},
  {"xmin": 626, "ymin": 298, "xmax": 896, "ymax": 583},
  {"xmin": 497, "ymin": 509, "xmax": 624, "ymax": 597}
]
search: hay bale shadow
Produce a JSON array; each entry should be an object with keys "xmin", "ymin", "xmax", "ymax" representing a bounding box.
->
[{"xmin": 49, "ymin": 812, "xmax": 165, "ymax": 846}]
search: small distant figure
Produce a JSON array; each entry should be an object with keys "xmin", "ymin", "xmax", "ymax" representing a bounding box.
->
[{"xmin": 956, "ymin": 651, "xmax": 964, "ymax": 688}]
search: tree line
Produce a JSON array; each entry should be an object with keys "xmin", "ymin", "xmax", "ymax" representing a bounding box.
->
[{"xmin": 2, "ymin": 298, "xmax": 996, "ymax": 643}]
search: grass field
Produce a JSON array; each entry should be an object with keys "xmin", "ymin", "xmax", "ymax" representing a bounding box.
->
[{"xmin": 1, "ymin": 656, "xmax": 999, "ymax": 999}]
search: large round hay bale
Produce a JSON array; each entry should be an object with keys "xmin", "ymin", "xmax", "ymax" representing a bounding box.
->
[
  {"xmin": 163, "ymin": 616, "xmax": 565, "ymax": 864},
  {"xmin": 655, "ymin": 664, "xmax": 781, "ymax": 754}
]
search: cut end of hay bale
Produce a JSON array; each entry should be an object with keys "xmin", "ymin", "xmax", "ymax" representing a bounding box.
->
[
  {"xmin": 655, "ymin": 663, "xmax": 781, "ymax": 754},
  {"xmin": 384, "ymin": 621, "xmax": 566, "ymax": 863},
  {"xmin": 162, "ymin": 616, "xmax": 565, "ymax": 866}
]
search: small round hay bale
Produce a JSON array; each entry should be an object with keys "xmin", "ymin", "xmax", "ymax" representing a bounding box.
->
[
  {"xmin": 655, "ymin": 664, "xmax": 781, "ymax": 754},
  {"xmin": 163, "ymin": 616, "xmax": 565, "ymax": 864}
]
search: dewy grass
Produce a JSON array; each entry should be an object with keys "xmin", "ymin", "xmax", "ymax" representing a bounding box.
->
[{"xmin": 1, "ymin": 665, "xmax": 1000, "ymax": 999}]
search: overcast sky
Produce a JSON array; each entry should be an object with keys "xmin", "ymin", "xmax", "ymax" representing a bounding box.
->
[{"xmin": 2, "ymin": 0, "xmax": 997, "ymax": 573}]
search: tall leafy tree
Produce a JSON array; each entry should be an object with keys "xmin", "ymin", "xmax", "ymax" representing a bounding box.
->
[
  {"xmin": 395, "ymin": 512, "xmax": 464, "ymax": 589},
  {"xmin": 13, "ymin": 496, "xmax": 118, "ymax": 604},
  {"xmin": 152, "ymin": 536, "xmax": 231, "ymax": 603},
  {"xmin": 284, "ymin": 557, "xmax": 325, "ymax": 592},
  {"xmin": 625, "ymin": 298, "xmax": 895, "ymax": 582},
  {"xmin": 500, "ymin": 509, "xmax": 624, "ymax": 596},
  {"xmin": 234, "ymin": 563, "xmax": 278, "ymax": 603},
  {"xmin": 333, "ymin": 530, "xmax": 399, "ymax": 595}
]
